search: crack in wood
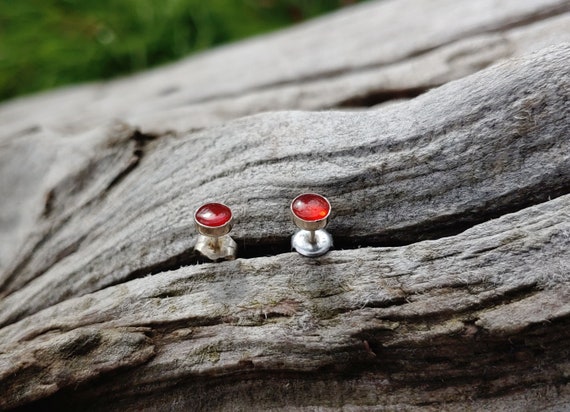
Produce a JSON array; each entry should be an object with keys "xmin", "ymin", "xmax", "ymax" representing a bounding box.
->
[
  {"xmin": 334, "ymin": 87, "xmax": 427, "ymax": 108},
  {"xmin": 114, "ymin": 184, "xmax": 570, "ymax": 285},
  {"xmin": 0, "ymin": 129, "xmax": 163, "ymax": 298}
]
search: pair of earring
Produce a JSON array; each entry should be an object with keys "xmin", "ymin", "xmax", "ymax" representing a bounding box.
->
[{"xmin": 194, "ymin": 193, "xmax": 332, "ymax": 261}]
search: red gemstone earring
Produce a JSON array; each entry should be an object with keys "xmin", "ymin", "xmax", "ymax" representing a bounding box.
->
[
  {"xmin": 290, "ymin": 193, "xmax": 333, "ymax": 257},
  {"xmin": 194, "ymin": 202, "xmax": 237, "ymax": 261}
]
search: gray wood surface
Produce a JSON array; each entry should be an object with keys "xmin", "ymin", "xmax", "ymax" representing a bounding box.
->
[{"xmin": 0, "ymin": 0, "xmax": 569, "ymax": 410}]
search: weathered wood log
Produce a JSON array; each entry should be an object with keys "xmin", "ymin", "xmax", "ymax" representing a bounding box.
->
[{"xmin": 0, "ymin": 0, "xmax": 569, "ymax": 410}]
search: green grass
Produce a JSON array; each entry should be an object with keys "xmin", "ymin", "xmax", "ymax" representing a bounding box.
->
[{"xmin": 0, "ymin": 0, "xmax": 365, "ymax": 102}]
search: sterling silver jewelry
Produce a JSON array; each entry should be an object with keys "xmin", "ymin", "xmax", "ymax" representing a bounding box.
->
[
  {"xmin": 290, "ymin": 193, "xmax": 332, "ymax": 257},
  {"xmin": 194, "ymin": 202, "xmax": 237, "ymax": 261}
]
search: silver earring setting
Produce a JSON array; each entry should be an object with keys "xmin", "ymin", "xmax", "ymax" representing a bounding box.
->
[
  {"xmin": 290, "ymin": 193, "xmax": 333, "ymax": 257},
  {"xmin": 194, "ymin": 202, "xmax": 237, "ymax": 261}
]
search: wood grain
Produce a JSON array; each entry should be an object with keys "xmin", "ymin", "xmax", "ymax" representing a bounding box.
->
[
  {"xmin": 1, "ymin": 183, "xmax": 568, "ymax": 410},
  {"xmin": 0, "ymin": 1, "xmax": 569, "ymax": 410},
  {"xmin": 1, "ymin": 44, "xmax": 568, "ymax": 328}
]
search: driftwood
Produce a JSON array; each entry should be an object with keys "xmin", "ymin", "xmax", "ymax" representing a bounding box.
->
[{"xmin": 0, "ymin": 0, "xmax": 569, "ymax": 410}]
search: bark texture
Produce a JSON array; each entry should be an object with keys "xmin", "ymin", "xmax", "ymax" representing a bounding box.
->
[{"xmin": 0, "ymin": 0, "xmax": 569, "ymax": 410}]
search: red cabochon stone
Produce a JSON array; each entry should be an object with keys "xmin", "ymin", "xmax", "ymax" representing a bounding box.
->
[
  {"xmin": 195, "ymin": 203, "xmax": 232, "ymax": 227},
  {"xmin": 291, "ymin": 194, "xmax": 330, "ymax": 221}
]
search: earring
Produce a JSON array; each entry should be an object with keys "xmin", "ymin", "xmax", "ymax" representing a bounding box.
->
[
  {"xmin": 194, "ymin": 202, "xmax": 237, "ymax": 261},
  {"xmin": 290, "ymin": 193, "xmax": 333, "ymax": 257}
]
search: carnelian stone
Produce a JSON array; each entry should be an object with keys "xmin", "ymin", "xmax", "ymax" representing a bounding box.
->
[
  {"xmin": 291, "ymin": 194, "xmax": 330, "ymax": 221},
  {"xmin": 195, "ymin": 203, "xmax": 232, "ymax": 227}
]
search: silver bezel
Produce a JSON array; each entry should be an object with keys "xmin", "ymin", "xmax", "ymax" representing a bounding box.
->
[
  {"xmin": 290, "ymin": 193, "xmax": 331, "ymax": 231},
  {"xmin": 194, "ymin": 203, "xmax": 233, "ymax": 237}
]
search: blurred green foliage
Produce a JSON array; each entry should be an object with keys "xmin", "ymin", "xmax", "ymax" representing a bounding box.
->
[{"xmin": 0, "ymin": 0, "xmax": 364, "ymax": 102}]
